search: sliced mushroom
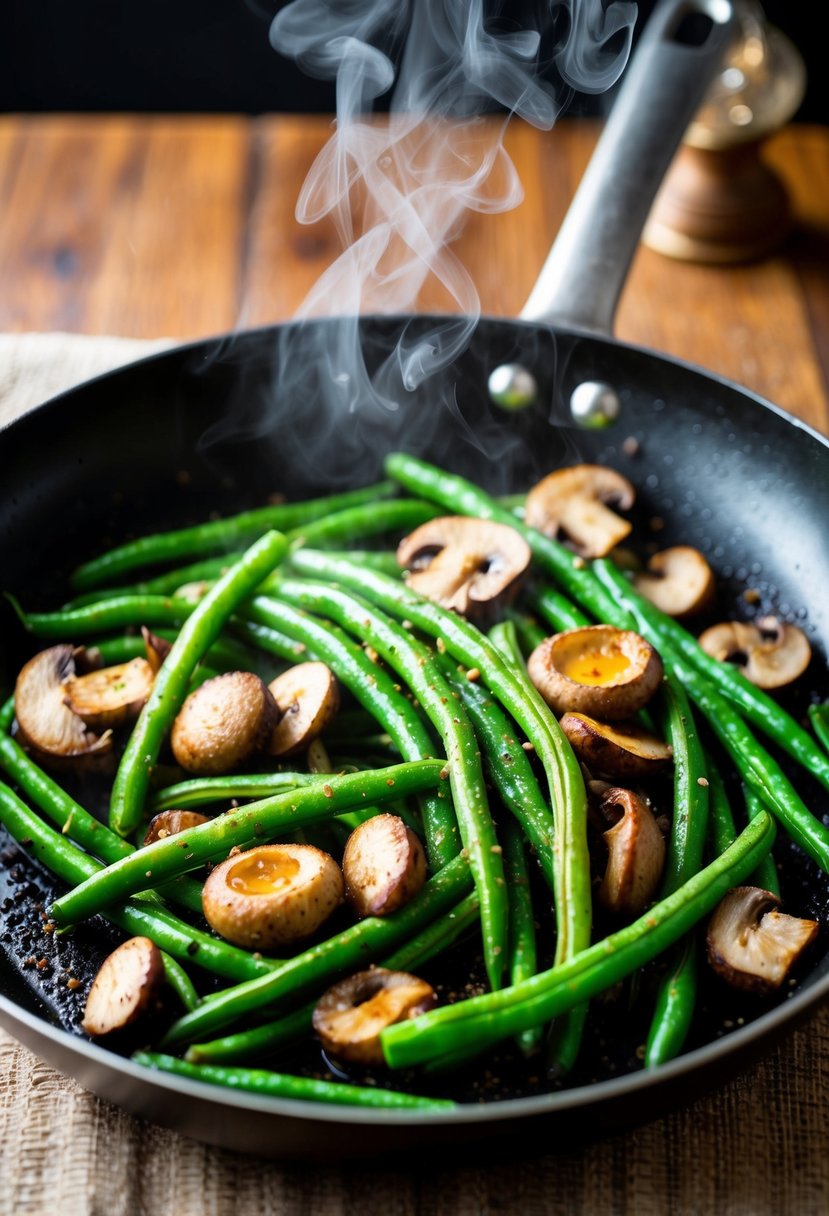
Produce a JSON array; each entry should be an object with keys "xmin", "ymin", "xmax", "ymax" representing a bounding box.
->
[
  {"xmin": 527, "ymin": 625, "xmax": 663, "ymax": 720},
  {"xmin": 597, "ymin": 787, "xmax": 666, "ymax": 917},
  {"xmin": 14, "ymin": 644, "xmax": 113, "ymax": 767},
  {"xmin": 143, "ymin": 809, "xmax": 211, "ymax": 846},
  {"xmin": 706, "ymin": 886, "xmax": 819, "ymax": 995},
  {"xmin": 524, "ymin": 464, "xmax": 635, "ymax": 558},
  {"xmin": 171, "ymin": 671, "xmax": 279, "ymax": 775},
  {"xmin": 312, "ymin": 967, "xmax": 437, "ymax": 1065},
  {"xmin": 396, "ymin": 516, "xmax": 531, "ymax": 623},
  {"xmin": 201, "ymin": 843, "xmax": 344, "ymax": 949},
  {"xmin": 63, "ymin": 656, "xmax": 155, "ymax": 731},
  {"xmin": 141, "ymin": 626, "xmax": 172, "ymax": 676},
  {"xmin": 268, "ymin": 662, "xmax": 340, "ymax": 759},
  {"xmin": 698, "ymin": 616, "xmax": 811, "ymax": 689},
  {"xmin": 81, "ymin": 936, "xmax": 165, "ymax": 1036},
  {"xmin": 342, "ymin": 813, "xmax": 428, "ymax": 918},
  {"xmin": 560, "ymin": 712, "xmax": 673, "ymax": 780},
  {"xmin": 632, "ymin": 546, "xmax": 716, "ymax": 618}
]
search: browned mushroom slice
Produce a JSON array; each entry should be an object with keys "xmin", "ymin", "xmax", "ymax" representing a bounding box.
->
[
  {"xmin": 143, "ymin": 809, "xmax": 211, "ymax": 846},
  {"xmin": 527, "ymin": 625, "xmax": 663, "ymax": 720},
  {"xmin": 632, "ymin": 546, "xmax": 716, "ymax": 618},
  {"xmin": 524, "ymin": 465, "xmax": 635, "ymax": 558},
  {"xmin": 697, "ymin": 616, "xmax": 811, "ymax": 689},
  {"xmin": 141, "ymin": 626, "xmax": 172, "ymax": 676},
  {"xmin": 201, "ymin": 843, "xmax": 344, "ymax": 949},
  {"xmin": 312, "ymin": 967, "xmax": 437, "ymax": 1065},
  {"xmin": 171, "ymin": 670, "xmax": 279, "ymax": 775},
  {"xmin": 342, "ymin": 813, "xmax": 428, "ymax": 918},
  {"xmin": 396, "ymin": 516, "xmax": 531, "ymax": 623},
  {"xmin": 14, "ymin": 644, "xmax": 113, "ymax": 767},
  {"xmin": 81, "ymin": 936, "xmax": 165, "ymax": 1037},
  {"xmin": 560, "ymin": 712, "xmax": 673, "ymax": 780},
  {"xmin": 63, "ymin": 656, "xmax": 155, "ymax": 731},
  {"xmin": 268, "ymin": 661, "xmax": 340, "ymax": 759},
  {"xmin": 706, "ymin": 886, "xmax": 819, "ymax": 995},
  {"xmin": 597, "ymin": 787, "xmax": 666, "ymax": 916}
]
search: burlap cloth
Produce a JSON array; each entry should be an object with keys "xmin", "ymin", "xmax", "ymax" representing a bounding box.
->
[{"xmin": 1, "ymin": 332, "xmax": 829, "ymax": 1215}]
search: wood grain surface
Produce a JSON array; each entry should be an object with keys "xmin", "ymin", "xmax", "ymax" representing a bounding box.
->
[{"xmin": 1, "ymin": 113, "xmax": 828, "ymax": 1215}]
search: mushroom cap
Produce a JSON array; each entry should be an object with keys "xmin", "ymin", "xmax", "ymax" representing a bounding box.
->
[
  {"xmin": 706, "ymin": 886, "xmax": 819, "ymax": 995},
  {"xmin": 201, "ymin": 843, "xmax": 344, "ymax": 950},
  {"xmin": 171, "ymin": 671, "xmax": 280, "ymax": 775},
  {"xmin": 268, "ymin": 661, "xmax": 341, "ymax": 758},
  {"xmin": 632, "ymin": 546, "xmax": 716, "ymax": 618},
  {"xmin": 524, "ymin": 464, "xmax": 635, "ymax": 558},
  {"xmin": 560, "ymin": 712, "xmax": 673, "ymax": 779},
  {"xmin": 143, "ymin": 809, "xmax": 211, "ymax": 846},
  {"xmin": 14, "ymin": 644, "xmax": 113, "ymax": 768},
  {"xmin": 527, "ymin": 625, "xmax": 663, "ymax": 720},
  {"xmin": 312, "ymin": 967, "xmax": 437, "ymax": 1066},
  {"xmin": 597, "ymin": 787, "xmax": 666, "ymax": 917},
  {"xmin": 342, "ymin": 813, "xmax": 428, "ymax": 918},
  {"xmin": 698, "ymin": 616, "xmax": 812, "ymax": 689},
  {"xmin": 396, "ymin": 515, "xmax": 531, "ymax": 623},
  {"xmin": 63, "ymin": 656, "xmax": 155, "ymax": 731},
  {"xmin": 81, "ymin": 936, "xmax": 165, "ymax": 1037}
]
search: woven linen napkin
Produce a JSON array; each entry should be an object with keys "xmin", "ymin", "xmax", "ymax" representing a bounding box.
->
[{"xmin": 0, "ymin": 330, "xmax": 175, "ymax": 428}]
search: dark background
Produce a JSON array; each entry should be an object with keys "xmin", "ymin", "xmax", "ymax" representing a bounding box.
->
[{"xmin": 0, "ymin": 2, "xmax": 823, "ymax": 122}]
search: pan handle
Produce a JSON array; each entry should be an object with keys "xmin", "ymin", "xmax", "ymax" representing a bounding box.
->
[{"xmin": 520, "ymin": 0, "xmax": 738, "ymax": 335}]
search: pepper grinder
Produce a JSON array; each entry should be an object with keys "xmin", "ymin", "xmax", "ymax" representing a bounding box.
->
[{"xmin": 643, "ymin": 1, "xmax": 807, "ymax": 263}]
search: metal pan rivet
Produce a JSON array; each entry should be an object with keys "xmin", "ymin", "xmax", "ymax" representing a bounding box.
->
[
  {"xmin": 487, "ymin": 363, "xmax": 538, "ymax": 411},
  {"xmin": 570, "ymin": 381, "xmax": 621, "ymax": 429}
]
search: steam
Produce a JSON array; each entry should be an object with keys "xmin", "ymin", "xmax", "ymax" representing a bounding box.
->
[{"xmin": 201, "ymin": 1, "xmax": 637, "ymax": 485}]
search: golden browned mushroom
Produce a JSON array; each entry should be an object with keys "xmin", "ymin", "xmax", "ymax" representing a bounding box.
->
[
  {"xmin": 396, "ymin": 516, "xmax": 531, "ymax": 623},
  {"xmin": 268, "ymin": 662, "xmax": 341, "ymax": 758},
  {"xmin": 706, "ymin": 886, "xmax": 818, "ymax": 995},
  {"xmin": 560, "ymin": 712, "xmax": 673, "ymax": 780},
  {"xmin": 632, "ymin": 546, "xmax": 716, "ymax": 618},
  {"xmin": 527, "ymin": 625, "xmax": 663, "ymax": 720},
  {"xmin": 143, "ymin": 809, "xmax": 211, "ymax": 846},
  {"xmin": 201, "ymin": 843, "xmax": 344, "ymax": 949},
  {"xmin": 141, "ymin": 626, "xmax": 172, "ymax": 676},
  {"xmin": 697, "ymin": 616, "xmax": 811, "ymax": 690},
  {"xmin": 63, "ymin": 656, "xmax": 155, "ymax": 731},
  {"xmin": 14, "ymin": 644, "xmax": 113, "ymax": 768},
  {"xmin": 171, "ymin": 671, "xmax": 279, "ymax": 775},
  {"xmin": 81, "ymin": 936, "xmax": 165, "ymax": 1037},
  {"xmin": 312, "ymin": 967, "xmax": 437, "ymax": 1065},
  {"xmin": 342, "ymin": 813, "xmax": 428, "ymax": 918},
  {"xmin": 597, "ymin": 787, "xmax": 666, "ymax": 917},
  {"xmin": 523, "ymin": 464, "xmax": 635, "ymax": 558}
]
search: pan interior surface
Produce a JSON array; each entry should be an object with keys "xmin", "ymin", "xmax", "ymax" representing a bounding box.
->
[{"xmin": 1, "ymin": 316, "xmax": 828, "ymax": 1157}]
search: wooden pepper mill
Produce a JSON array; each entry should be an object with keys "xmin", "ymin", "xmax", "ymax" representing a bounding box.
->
[{"xmin": 643, "ymin": 1, "xmax": 807, "ymax": 264}]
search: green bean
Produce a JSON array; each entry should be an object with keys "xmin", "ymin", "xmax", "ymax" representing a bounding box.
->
[
  {"xmin": 185, "ymin": 892, "xmax": 480, "ymax": 1065},
  {"xmin": 591, "ymin": 558, "xmax": 829, "ymax": 797},
  {"xmin": 707, "ymin": 765, "xmax": 739, "ymax": 858},
  {"xmin": 236, "ymin": 599, "xmax": 457, "ymax": 869},
  {"xmin": 159, "ymin": 852, "xmax": 474, "ymax": 1048},
  {"xmin": 261, "ymin": 580, "xmax": 508, "ymax": 991},
  {"xmin": 70, "ymin": 482, "xmax": 397, "ymax": 592},
  {"xmin": 161, "ymin": 952, "xmax": 202, "ymax": 1012},
  {"xmin": 0, "ymin": 783, "xmax": 281, "ymax": 982},
  {"xmin": 644, "ymin": 677, "xmax": 709, "ymax": 1068},
  {"xmin": 109, "ymin": 529, "xmax": 289, "ymax": 836},
  {"xmin": 285, "ymin": 497, "xmax": 439, "ymax": 550},
  {"xmin": 504, "ymin": 611, "xmax": 547, "ymax": 655},
  {"xmin": 501, "ymin": 818, "xmax": 542, "ymax": 1056},
  {"xmin": 8, "ymin": 594, "xmax": 194, "ymax": 640},
  {"xmin": 380, "ymin": 812, "xmax": 776, "ymax": 1069},
  {"xmin": 809, "ymin": 703, "xmax": 829, "ymax": 755},
  {"xmin": 51, "ymin": 760, "xmax": 446, "ymax": 927},
  {"xmin": 149, "ymin": 772, "xmax": 320, "ymax": 812},
  {"xmin": 132, "ymin": 1052, "xmax": 455, "ymax": 1111},
  {"xmin": 744, "ymin": 787, "xmax": 780, "ymax": 896},
  {"xmin": 282, "ymin": 553, "xmax": 592, "ymax": 995},
  {"xmin": 528, "ymin": 587, "xmax": 592, "ymax": 633},
  {"xmin": 65, "ymin": 556, "xmax": 238, "ymax": 608}
]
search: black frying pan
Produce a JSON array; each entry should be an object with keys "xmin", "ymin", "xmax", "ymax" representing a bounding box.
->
[{"xmin": 1, "ymin": 0, "xmax": 828, "ymax": 1162}]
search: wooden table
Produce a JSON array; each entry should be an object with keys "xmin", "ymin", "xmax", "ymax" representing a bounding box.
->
[{"xmin": 1, "ymin": 113, "xmax": 829, "ymax": 1214}]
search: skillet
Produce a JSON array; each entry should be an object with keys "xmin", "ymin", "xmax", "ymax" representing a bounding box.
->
[{"xmin": 1, "ymin": 0, "xmax": 828, "ymax": 1162}]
